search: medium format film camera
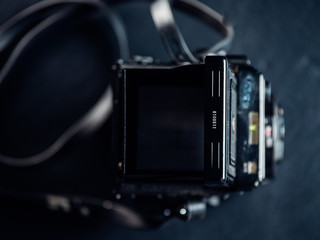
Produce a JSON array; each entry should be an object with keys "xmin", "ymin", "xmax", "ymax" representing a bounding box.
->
[
  {"xmin": 113, "ymin": 54, "xmax": 285, "ymax": 225},
  {"xmin": 0, "ymin": 0, "xmax": 285, "ymax": 228}
]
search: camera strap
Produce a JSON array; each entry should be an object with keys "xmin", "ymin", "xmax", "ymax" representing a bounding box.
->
[
  {"xmin": 150, "ymin": 0, "xmax": 234, "ymax": 63},
  {"xmin": 0, "ymin": 0, "xmax": 128, "ymax": 167}
]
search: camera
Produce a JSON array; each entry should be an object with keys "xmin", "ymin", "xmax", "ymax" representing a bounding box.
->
[
  {"xmin": 112, "ymin": 54, "xmax": 285, "ymax": 223},
  {"xmin": 0, "ymin": 0, "xmax": 285, "ymax": 229}
]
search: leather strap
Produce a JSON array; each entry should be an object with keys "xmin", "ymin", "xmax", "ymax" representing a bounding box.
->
[{"xmin": 150, "ymin": 0, "xmax": 234, "ymax": 63}]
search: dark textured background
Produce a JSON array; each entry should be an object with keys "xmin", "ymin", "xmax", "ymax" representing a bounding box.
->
[{"xmin": 0, "ymin": 0, "xmax": 320, "ymax": 239}]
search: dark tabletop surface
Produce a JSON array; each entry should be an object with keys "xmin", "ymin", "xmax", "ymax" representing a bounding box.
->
[{"xmin": 0, "ymin": 0, "xmax": 319, "ymax": 239}]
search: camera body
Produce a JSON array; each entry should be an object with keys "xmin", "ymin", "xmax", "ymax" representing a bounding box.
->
[
  {"xmin": 0, "ymin": 0, "xmax": 286, "ymax": 228},
  {"xmin": 112, "ymin": 55, "xmax": 284, "ymax": 220}
]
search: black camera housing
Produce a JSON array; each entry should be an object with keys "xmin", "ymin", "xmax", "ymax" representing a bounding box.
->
[{"xmin": 113, "ymin": 55, "xmax": 277, "ymax": 201}]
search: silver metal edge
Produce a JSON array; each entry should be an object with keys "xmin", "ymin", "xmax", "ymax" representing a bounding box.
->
[
  {"xmin": 259, "ymin": 74, "xmax": 266, "ymax": 182},
  {"xmin": 222, "ymin": 59, "xmax": 227, "ymax": 180}
]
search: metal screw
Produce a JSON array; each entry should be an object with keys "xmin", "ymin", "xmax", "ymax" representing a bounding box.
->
[
  {"xmin": 163, "ymin": 209, "xmax": 171, "ymax": 216},
  {"xmin": 179, "ymin": 208, "xmax": 187, "ymax": 215}
]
